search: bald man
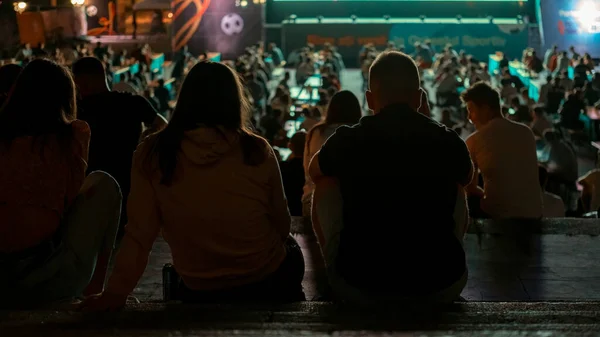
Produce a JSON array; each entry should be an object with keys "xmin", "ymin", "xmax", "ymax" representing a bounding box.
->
[{"xmin": 309, "ymin": 51, "xmax": 473, "ymax": 306}]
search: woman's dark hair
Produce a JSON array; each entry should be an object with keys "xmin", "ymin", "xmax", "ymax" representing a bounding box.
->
[
  {"xmin": 325, "ymin": 90, "xmax": 362, "ymax": 125},
  {"xmin": 304, "ymin": 91, "xmax": 361, "ymax": 156},
  {"xmin": 0, "ymin": 59, "xmax": 76, "ymax": 151},
  {"xmin": 144, "ymin": 61, "xmax": 267, "ymax": 185}
]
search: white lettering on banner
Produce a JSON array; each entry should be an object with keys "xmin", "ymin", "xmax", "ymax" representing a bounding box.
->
[
  {"xmin": 462, "ymin": 35, "xmax": 507, "ymax": 47},
  {"xmin": 408, "ymin": 35, "xmax": 459, "ymax": 46}
]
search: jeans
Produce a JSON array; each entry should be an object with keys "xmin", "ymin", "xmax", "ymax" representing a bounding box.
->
[
  {"xmin": 313, "ymin": 179, "xmax": 468, "ymax": 306},
  {"xmin": 177, "ymin": 235, "xmax": 306, "ymax": 303},
  {"xmin": 0, "ymin": 171, "xmax": 122, "ymax": 307}
]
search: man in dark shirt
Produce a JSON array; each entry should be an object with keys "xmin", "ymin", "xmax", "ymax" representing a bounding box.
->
[
  {"xmin": 280, "ymin": 131, "xmax": 306, "ymax": 216},
  {"xmin": 309, "ymin": 51, "xmax": 473, "ymax": 305},
  {"xmin": 72, "ymin": 57, "xmax": 167, "ymax": 234}
]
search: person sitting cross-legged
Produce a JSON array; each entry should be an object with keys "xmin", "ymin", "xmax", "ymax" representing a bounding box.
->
[
  {"xmin": 81, "ymin": 61, "xmax": 305, "ymax": 311},
  {"xmin": 309, "ymin": 51, "xmax": 473, "ymax": 306}
]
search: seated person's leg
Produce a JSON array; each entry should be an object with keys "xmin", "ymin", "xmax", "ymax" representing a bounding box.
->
[{"xmin": 28, "ymin": 171, "xmax": 122, "ymax": 303}]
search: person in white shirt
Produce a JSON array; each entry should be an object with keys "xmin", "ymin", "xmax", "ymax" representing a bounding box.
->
[
  {"xmin": 554, "ymin": 51, "xmax": 569, "ymax": 77},
  {"xmin": 539, "ymin": 166, "xmax": 566, "ymax": 217},
  {"xmin": 437, "ymin": 68, "xmax": 458, "ymax": 93},
  {"xmin": 462, "ymin": 82, "xmax": 543, "ymax": 219},
  {"xmin": 544, "ymin": 45, "xmax": 558, "ymax": 70},
  {"xmin": 579, "ymin": 169, "xmax": 600, "ymax": 213}
]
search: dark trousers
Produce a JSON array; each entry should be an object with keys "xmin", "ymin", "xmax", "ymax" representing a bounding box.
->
[{"xmin": 174, "ymin": 236, "xmax": 305, "ymax": 303}]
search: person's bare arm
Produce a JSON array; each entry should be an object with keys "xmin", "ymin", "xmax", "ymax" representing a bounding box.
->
[
  {"xmin": 151, "ymin": 114, "xmax": 168, "ymax": 130},
  {"xmin": 308, "ymin": 151, "xmax": 324, "ymax": 183},
  {"xmin": 463, "ymin": 135, "xmax": 483, "ymax": 196}
]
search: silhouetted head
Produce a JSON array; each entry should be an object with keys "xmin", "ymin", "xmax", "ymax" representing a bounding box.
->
[
  {"xmin": 326, "ymin": 90, "xmax": 362, "ymax": 125},
  {"xmin": 288, "ymin": 131, "xmax": 306, "ymax": 157},
  {"xmin": 0, "ymin": 59, "xmax": 76, "ymax": 144},
  {"xmin": 72, "ymin": 56, "xmax": 109, "ymax": 97},
  {"xmin": 367, "ymin": 51, "xmax": 420, "ymax": 113}
]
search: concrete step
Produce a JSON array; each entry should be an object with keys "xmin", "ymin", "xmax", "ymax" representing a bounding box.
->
[{"xmin": 2, "ymin": 302, "xmax": 600, "ymax": 336}]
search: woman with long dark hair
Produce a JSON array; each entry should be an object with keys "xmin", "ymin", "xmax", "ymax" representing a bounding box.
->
[
  {"xmin": 83, "ymin": 62, "xmax": 304, "ymax": 310},
  {"xmin": 301, "ymin": 90, "xmax": 362, "ymax": 215},
  {"xmin": 0, "ymin": 59, "xmax": 122, "ymax": 308}
]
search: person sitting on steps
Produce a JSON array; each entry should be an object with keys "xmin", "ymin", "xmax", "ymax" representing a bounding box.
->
[
  {"xmin": 0, "ymin": 59, "xmax": 122, "ymax": 308},
  {"xmin": 309, "ymin": 51, "xmax": 473, "ymax": 306},
  {"xmin": 82, "ymin": 61, "xmax": 305, "ymax": 311}
]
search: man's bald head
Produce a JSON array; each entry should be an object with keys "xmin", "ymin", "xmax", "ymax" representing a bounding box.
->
[
  {"xmin": 367, "ymin": 51, "xmax": 421, "ymax": 113},
  {"xmin": 72, "ymin": 56, "xmax": 109, "ymax": 97}
]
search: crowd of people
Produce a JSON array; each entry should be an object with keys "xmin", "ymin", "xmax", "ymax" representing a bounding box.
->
[{"xmin": 1, "ymin": 35, "xmax": 600, "ymax": 312}]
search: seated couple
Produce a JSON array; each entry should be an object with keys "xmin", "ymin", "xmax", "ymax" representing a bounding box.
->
[
  {"xmin": 310, "ymin": 52, "xmax": 474, "ymax": 306},
  {"xmin": 0, "ymin": 60, "xmax": 304, "ymax": 310}
]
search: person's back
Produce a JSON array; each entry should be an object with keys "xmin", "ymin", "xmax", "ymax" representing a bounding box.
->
[
  {"xmin": 73, "ymin": 57, "xmax": 164, "ymax": 229},
  {"xmin": 83, "ymin": 62, "xmax": 304, "ymax": 311},
  {"xmin": 310, "ymin": 52, "xmax": 472, "ymax": 303},
  {"xmin": 135, "ymin": 129, "xmax": 289, "ymax": 285},
  {"xmin": 467, "ymin": 118, "xmax": 542, "ymax": 218},
  {"xmin": 328, "ymin": 108, "xmax": 469, "ymax": 290},
  {"xmin": 544, "ymin": 131, "xmax": 579, "ymax": 184},
  {"xmin": 78, "ymin": 91, "xmax": 156, "ymax": 180}
]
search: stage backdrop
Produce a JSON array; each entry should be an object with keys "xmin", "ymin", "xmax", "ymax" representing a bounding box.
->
[
  {"xmin": 538, "ymin": 0, "xmax": 600, "ymax": 56},
  {"xmin": 283, "ymin": 21, "xmax": 527, "ymax": 66},
  {"xmin": 172, "ymin": 0, "xmax": 263, "ymax": 59},
  {"xmin": 389, "ymin": 23, "xmax": 528, "ymax": 60}
]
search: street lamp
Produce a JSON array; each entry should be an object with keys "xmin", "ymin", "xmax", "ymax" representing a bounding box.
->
[{"xmin": 13, "ymin": 2, "xmax": 27, "ymax": 13}]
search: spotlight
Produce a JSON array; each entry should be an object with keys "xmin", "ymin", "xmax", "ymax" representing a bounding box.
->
[
  {"xmin": 317, "ymin": 15, "xmax": 323, "ymax": 23},
  {"xmin": 456, "ymin": 15, "xmax": 462, "ymax": 23},
  {"xmin": 13, "ymin": 1, "xmax": 27, "ymax": 13},
  {"xmin": 419, "ymin": 15, "xmax": 426, "ymax": 22},
  {"xmin": 383, "ymin": 14, "xmax": 390, "ymax": 21},
  {"xmin": 487, "ymin": 15, "xmax": 494, "ymax": 24},
  {"xmin": 70, "ymin": 0, "xmax": 84, "ymax": 6},
  {"xmin": 289, "ymin": 14, "xmax": 297, "ymax": 23},
  {"xmin": 350, "ymin": 15, "xmax": 357, "ymax": 23}
]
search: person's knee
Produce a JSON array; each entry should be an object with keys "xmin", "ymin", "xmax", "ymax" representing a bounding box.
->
[{"xmin": 84, "ymin": 171, "xmax": 123, "ymax": 202}]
